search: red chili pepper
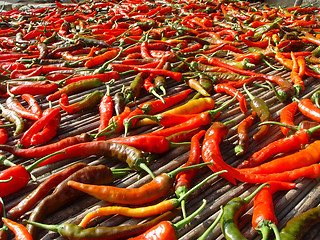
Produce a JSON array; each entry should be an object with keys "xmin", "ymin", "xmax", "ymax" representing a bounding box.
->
[
  {"xmin": 240, "ymin": 35, "xmax": 269, "ymax": 48},
  {"xmin": 0, "ymin": 133, "xmax": 92, "ymax": 159},
  {"xmin": 18, "ymin": 107, "xmax": 61, "ymax": 148},
  {"xmin": 129, "ymin": 200, "xmax": 206, "ymax": 240},
  {"xmin": 252, "ymin": 181, "xmax": 296, "ymax": 239},
  {"xmin": 2, "ymin": 217, "xmax": 33, "ymax": 240},
  {"xmin": 202, "ymin": 122, "xmax": 237, "ymax": 185},
  {"xmin": 2, "ymin": 218, "xmax": 33, "ymax": 240},
  {"xmin": 85, "ymin": 49, "xmax": 119, "ymax": 68},
  {"xmin": 238, "ymin": 122, "xmax": 320, "ymax": 169},
  {"xmin": 9, "ymin": 83, "xmax": 58, "ymax": 96},
  {"xmin": 10, "ymin": 66, "xmax": 43, "ymax": 79},
  {"xmin": 134, "ymin": 67, "xmax": 182, "ymax": 82},
  {"xmin": 147, "ymin": 96, "xmax": 234, "ymax": 138},
  {"xmin": 0, "ymin": 120, "xmax": 8, "ymax": 145},
  {"xmin": 65, "ymin": 71, "xmax": 119, "ymax": 85},
  {"xmin": 296, "ymin": 98, "xmax": 320, "ymax": 122},
  {"xmin": 21, "ymin": 94, "xmax": 42, "ymax": 118},
  {"xmin": 175, "ymin": 130, "xmax": 205, "ymax": 217},
  {"xmin": 67, "ymin": 163, "xmax": 209, "ymax": 205},
  {"xmin": 140, "ymin": 41, "xmax": 152, "ymax": 59},
  {"xmin": 214, "ymin": 83, "xmax": 247, "ymax": 113},
  {"xmin": 6, "ymin": 96, "xmax": 40, "ymax": 121},
  {"xmin": 123, "ymin": 89, "xmax": 192, "ymax": 134},
  {"xmin": 97, "ymin": 88, "xmax": 114, "ymax": 141},
  {"xmin": 279, "ymin": 101, "xmax": 298, "ymax": 136},
  {"xmin": 30, "ymin": 109, "xmax": 61, "ymax": 146},
  {"xmin": 290, "ymin": 52, "xmax": 305, "ymax": 95},
  {"xmin": 0, "ymin": 151, "xmax": 64, "ymax": 197}
]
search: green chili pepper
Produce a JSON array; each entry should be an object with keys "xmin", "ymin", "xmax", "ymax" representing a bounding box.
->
[
  {"xmin": 253, "ymin": 18, "xmax": 283, "ymax": 39},
  {"xmin": 124, "ymin": 72, "xmax": 144, "ymax": 104},
  {"xmin": 25, "ymin": 209, "xmax": 179, "ymax": 240},
  {"xmin": 243, "ymin": 83, "xmax": 271, "ymax": 141},
  {"xmin": 0, "ymin": 103, "xmax": 24, "ymax": 136},
  {"xmin": 221, "ymin": 183, "xmax": 269, "ymax": 240},
  {"xmin": 278, "ymin": 205, "xmax": 320, "ymax": 240}
]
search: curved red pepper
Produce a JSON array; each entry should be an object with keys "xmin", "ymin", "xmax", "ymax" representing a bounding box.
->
[
  {"xmin": 214, "ymin": 83, "xmax": 247, "ymax": 113},
  {"xmin": 279, "ymin": 101, "xmax": 298, "ymax": 136},
  {"xmin": 18, "ymin": 108, "xmax": 61, "ymax": 148}
]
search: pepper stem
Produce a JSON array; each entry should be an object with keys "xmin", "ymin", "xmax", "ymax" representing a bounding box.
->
[
  {"xmin": 180, "ymin": 199, "xmax": 187, "ymax": 219},
  {"xmin": 111, "ymin": 168, "xmax": 133, "ymax": 178},
  {"xmin": 0, "ymin": 155, "xmax": 15, "ymax": 167},
  {"xmin": 169, "ymin": 141, "xmax": 191, "ymax": 148},
  {"xmin": 173, "ymin": 199, "xmax": 206, "ymax": 231},
  {"xmin": 178, "ymin": 171, "xmax": 227, "ymax": 202},
  {"xmin": 0, "ymin": 176, "xmax": 12, "ymax": 183},
  {"xmin": 138, "ymin": 162, "xmax": 155, "ymax": 179},
  {"xmin": 23, "ymin": 220, "xmax": 61, "ymax": 233},
  {"xmin": 260, "ymin": 120, "xmax": 320, "ymax": 136},
  {"xmin": 197, "ymin": 206, "xmax": 224, "ymax": 240},
  {"xmin": 126, "ymin": 114, "xmax": 161, "ymax": 125},
  {"xmin": 26, "ymin": 151, "xmax": 66, "ymax": 173},
  {"xmin": 167, "ymin": 162, "xmax": 213, "ymax": 178},
  {"xmin": 259, "ymin": 121, "xmax": 298, "ymax": 131},
  {"xmin": 311, "ymin": 90, "xmax": 320, "ymax": 109},
  {"xmin": 150, "ymin": 88, "xmax": 166, "ymax": 104},
  {"xmin": 243, "ymin": 183, "xmax": 269, "ymax": 202},
  {"xmin": 270, "ymin": 222, "xmax": 281, "ymax": 240},
  {"xmin": 243, "ymin": 82, "xmax": 255, "ymax": 101},
  {"xmin": 208, "ymin": 94, "xmax": 237, "ymax": 118},
  {"xmin": 0, "ymin": 123, "xmax": 15, "ymax": 128},
  {"xmin": 159, "ymin": 85, "xmax": 166, "ymax": 96}
]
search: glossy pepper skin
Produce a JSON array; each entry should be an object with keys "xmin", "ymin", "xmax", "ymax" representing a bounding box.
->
[
  {"xmin": 67, "ymin": 162, "xmax": 210, "ymax": 205},
  {"xmin": 25, "ymin": 209, "xmax": 179, "ymax": 240},
  {"xmin": 243, "ymin": 83, "xmax": 270, "ymax": 141},
  {"xmin": 59, "ymin": 91, "xmax": 104, "ymax": 114},
  {"xmin": 202, "ymin": 122, "xmax": 237, "ymax": 185},
  {"xmin": 235, "ymin": 111, "xmax": 257, "ymax": 156},
  {"xmin": 2, "ymin": 218, "xmax": 33, "ymax": 240},
  {"xmin": 221, "ymin": 183, "xmax": 269, "ymax": 240},
  {"xmin": 37, "ymin": 141, "xmax": 148, "ymax": 171},
  {"xmin": 7, "ymin": 163, "xmax": 87, "ymax": 221},
  {"xmin": 0, "ymin": 133, "xmax": 93, "ymax": 159},
  {"xmin": 252, "ymin": 181, "xmax": 296, "ymax": 239},
  {"xmin": 26, "ymin": 164, "xmax": 114, "ymax": 238},
  {"xmin": 279, "ymin": 206, "xmax": 320, "ymax": 240},
  {"xmin": 0, "ymin": 103, "xmax": 24, "ymax": 136},
  {"xmin": 279, "ymin": 101, "xmax": 298, "ymax": 136}
]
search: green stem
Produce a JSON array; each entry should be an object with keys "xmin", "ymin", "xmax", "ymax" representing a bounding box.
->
[
  {"xmin": 173, "ymin": 199, "xmax": 206, "ymax": 230},
  {"xmin": 0, "ymin": 123, "xmax": 15, "ymax": 128},
  {"xmin": 0, "ymin": 176, "xmax": 12, "ymax": 183},
  {"xmin": 197, "ymin": 206, "xmax": 224, "ymax": 240},
  {"xmin": 150, "ymin": 88, "xmax": 166, "ymax": 104},
  {"xmin": 178, "ymin": 171, "xmax": 226, "ymax": 202},
  {"xmin": 167, "ymin": 162, "xmax": 213, "ymax": 178},
  {"xmin": 270, "ymin": 222, "xmax": 281, "ymax": 240},
  {"xmin": 23, "ymin": 220, "xmax": 61, "ymax": 233},
  {"xmin": 243, "ymin": 82, "xmax": 255, "ymax": 101},
  {"xmin": 138, "ymin": 162, "xmax": 155, "ymax": 179},
  {"xmin": 208, "ymin": 94, "xmax": 237, "ymax": 118},
  {"xmin": 26, "ymin": 151, "xmax": 66, "ymax": 172},
  {"xmin": 110, "ymin": 168, "xmax": 133, "ymax": 178},
  {"xmin": 159, "ymin": 85, "xmax": 166, "ymax": 96},
  {"xmin": 243, "ymin": 183, "xmax": 269, "ymax": 202},
  {"xmin": 169, "ymin": 141, "xmax": 191, "ymax": 148}
]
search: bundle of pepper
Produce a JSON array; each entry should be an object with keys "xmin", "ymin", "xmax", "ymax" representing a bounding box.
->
[{"xmin": 1, "ymin": 0, "xmax": 320, "ymax": 239}]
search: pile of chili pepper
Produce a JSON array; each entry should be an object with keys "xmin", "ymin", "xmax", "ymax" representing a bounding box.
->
[{"xmin": 1, "ymin": 0, "xmax": 320, "ymax": 239}]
